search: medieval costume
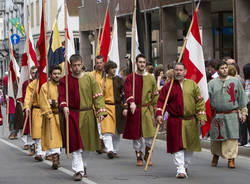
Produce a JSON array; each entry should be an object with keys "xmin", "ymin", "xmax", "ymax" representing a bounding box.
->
[
  {"xmin": 156, "ymin": 79, "xmax": 207, "ymax": 177},
  {"xmin": 102, "ymin": 74, "xmax": 125, "ymax": 158},
  {"xmin": 20, "ymin": 80, "xmax": 35, "ymax": 151},
  {"xmin": 90, "ymin": 69, "xmax": 106, "ymax": 153},
  {"xmin": 123, "ymin": 72, "xmax": 158, "ymax": 166},
  {"xmin": 208, "ymin": 76, "xmax": 248, "ymax": 168},
  {"xmin": 40, "ymin": 80, "xmax": 63, "ymax": 169},
  {"xmin": 24, "ymin": 79, "xmax": 46, "ymax": 160},
  {"xmin": 58, "ymin": 72, "xmax": 107, "ymax": 177}
]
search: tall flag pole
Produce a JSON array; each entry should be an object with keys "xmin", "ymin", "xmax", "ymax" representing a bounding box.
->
[
  {"xmin": 132, "ymin": 0, "xmax": 137, "ymax": 98},
  {"xmin": 182, "ymin": 7, "xmax": 211, "ymax": 137},
  {"xmin": 64, "ymin": 3, "xmax": 70, "ymax": 158}
]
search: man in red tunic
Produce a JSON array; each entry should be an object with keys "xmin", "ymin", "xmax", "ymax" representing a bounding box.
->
[
  {"xmin": 156, "ymin": 63, "xmax": 206, "ymax": 178},
  {"xmin": 3, "ymin": 74, "xmax": 17, "ymax": 139},
  {"xmin": 20, "ymin": 66, "xmax": 37, "ymax": 154},
  {"xmin": 59, "ymin": 54, "xmax": 107, "ymax": 181},
  {"xmin": 123, "ymin": 54, "xmax": 159, "ymax": 166}
]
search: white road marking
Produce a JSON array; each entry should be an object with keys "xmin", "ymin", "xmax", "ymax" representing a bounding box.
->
[{"xmin": 0, "ymin": 138, "xmax": 98, "ymax": 184}]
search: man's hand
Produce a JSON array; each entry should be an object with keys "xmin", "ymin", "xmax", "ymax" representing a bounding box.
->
[
  {"xmin": 130, "ymin": 102, "xmax": 136, "ymax": 114},
  {"xmin": 63, "ymin": 107, "xmax": 69, "ymax": 118},
  {"xmin": 98, "ymin": 115, "xmax": 105, "ymax": 122},
  {"xmin": 198, "ymin": 120, "xmax": 206, "ymax": 126},
  {"xmin": 156, "ymin": 115, "xmax": 163, "ymax": 125},
  {"xmin": 5, "ymin": 95, "xmax": 9, "ymax": 101},
  {"xmin": 241, "ymin": 115, "xmax": 247, "ymax": 123},
  {"xmin": 122, "ymin": 109, "xmax": 128, "ymax": 117},
  {"xmin": 25, "ymin": 108, "xmax": 31, "ymax": 117}
]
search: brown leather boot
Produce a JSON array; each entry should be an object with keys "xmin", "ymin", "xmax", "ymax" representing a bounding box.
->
[
  {"xmin": 211, "ymin": 155, "xmax": 219, "ymax": 167},
  {"xmin": 29, "ymin": 144, "xmax": 35, "ymax": 156},
  {"xmin": 52, "ymin": 153, "xmax": 60, "ymax": 169},
  {"xmin": 135, "ymin": 151, "xmax": 143, "ymax": 166},
  {"xmin": 96, "ymin": 139, "xmax": 106, "ymax": 154},
  {"xmin": 228, "ymin": 158, "xmax": 235, "ymax": 169},
  {"xmin": 144, "ymin": 146, "xmax": 152, "ymax": 166}
]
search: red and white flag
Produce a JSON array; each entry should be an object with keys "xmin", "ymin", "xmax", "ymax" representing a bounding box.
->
[
  {"xmin": 183, "ymin": 11, "xmax": 211, "ymax": 137},
  {"xmin": 8, "ymin": 38, "xmax": 20, "ymax": 98},
  {"xmin": 16, "ymin": 23, "xmax": 38, "ymax": 100}
]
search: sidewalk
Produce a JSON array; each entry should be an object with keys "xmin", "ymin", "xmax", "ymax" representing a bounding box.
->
[{"xmin": 157, "ymin": 133, "xmax": 250, "ymax": 157}]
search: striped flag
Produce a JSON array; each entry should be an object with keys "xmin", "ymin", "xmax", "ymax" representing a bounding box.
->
[
  {"xmin": 48, "ymin": 19, "xmax": 64, "ymax": 69},
  {"xmin": 8, "ymin": 38, "xmax": 20, "ymax": 98},
  {"xmin": 183, "ymin": 11, "xmax": 211, "ymax": 137},
  {"xmin": 108, "ymin": 15, "xmax": 120, "ymax": 75},
  {"xmin": 16, "ymin": 23, "xmax": 38, "ymax": 100}
]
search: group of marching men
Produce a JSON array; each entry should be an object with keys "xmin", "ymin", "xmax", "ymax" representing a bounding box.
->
[{"xmin": 3, "ymin": 53, "xmax": 249, "ymax": 181}]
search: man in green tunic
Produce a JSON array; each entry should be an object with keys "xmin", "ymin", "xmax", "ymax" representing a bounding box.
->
[
  {"xmin": 58, "ymin": 54, "xmax": 107, "ymax": 181},
  {"xmin": 208, "ymin": 60, "xmax": 248, "ymax": 169},
  {"xmin": 156, "ymin": 63, "xmax": 207, "ymax": 178},
  {"xmin": 123, "ymin": 54, "xmax": 159, "ymax": 166}
]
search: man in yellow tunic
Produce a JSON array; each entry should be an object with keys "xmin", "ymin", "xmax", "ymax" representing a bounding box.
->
[
  {"xmin": 89, "ymin": 55, "xmax": 106, "ymax": 153},
  {"xmin": 102, "ymin": 61, "xmax": 125, "ymax": 159},
  {"xmin": 40, "ymin": 65, "xmax": 63, "ymax": 169},
  {"xmin": 24, "ymin": 71, "xmax": 46, "ymax": 161}
]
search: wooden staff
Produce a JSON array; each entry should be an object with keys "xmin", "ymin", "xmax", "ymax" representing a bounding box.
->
[
  {"xmin": 132, "ymin": 0, "xmax": 137, "ymax": 98},
  {"xmin": 64, "ymin": 3, "xmax": 70, "ymax": 158},
  {"xmin": 145, "ymin": 79, "xmax": 174, "ymax": 171}
]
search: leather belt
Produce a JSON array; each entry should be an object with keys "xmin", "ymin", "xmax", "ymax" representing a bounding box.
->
[
  {"xmin": 105, "ymin": 102, "xmax": 116, "ymax": 105},
  {"xmin": 216, "ymin": 109, "xmax": 238, "ymax": 114},
  {"xmin": 69, "ymin": 107, "xmax": 92, "ymax": 112},
  {"xmin": 137, "ymin": 103, "xmax": 151, "ymax": 108},
  {"xmin": 32, "ymin": 105, "xmax": 40, "ymax": 109}
]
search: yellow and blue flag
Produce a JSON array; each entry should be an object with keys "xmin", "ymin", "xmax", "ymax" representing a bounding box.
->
[{"xmin": 48, "ymin": 19, "xmax": 64, "ymax": 70}]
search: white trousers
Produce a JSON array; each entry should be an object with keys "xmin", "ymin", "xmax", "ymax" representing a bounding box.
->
[
  {"xmin": 21, "ymin": 135, "xmax": 35, "ymax": 146},
  {"xmin": 133, "ymin": 137, "xmax": 153, "ymax": 152},
  {"xmin": 172, "ymin": 150, "xmax": 193, "ymax": 175},
  {"xmin": 102, "ymin": 132, "xmax": 121, "ymax": 153},
  {"xmin": 35, "ymin": 139, "xmax": 46, "ymax": 157},
  {"xmin": 72, "ymin": 149, "xmax": 89, "ymax": 174},
  {"xmin": 97, "ymin": 123, "xmax": 103, "ymax": 139},
  {"xmin": 46, "ymin": 148, "xmax": 61, "ymax": 156}
]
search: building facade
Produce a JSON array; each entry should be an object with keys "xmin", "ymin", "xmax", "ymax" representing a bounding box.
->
[
  {"xmin": 78, "ymin": 0, "xmax": 250, "ymax": 73},
  {"xmin": 0, "ymin": 0, "xmax": 80, "ymax": 78}
]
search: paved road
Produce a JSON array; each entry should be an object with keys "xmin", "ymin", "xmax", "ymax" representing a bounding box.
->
[{"xmin": 0, "ymin": 106, "xmax": 250, "ymax": 184}]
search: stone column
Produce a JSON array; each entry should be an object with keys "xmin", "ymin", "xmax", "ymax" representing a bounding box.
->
[
  {"xmin": 198, "ymin": 1, "xmax": 213, "ymax": 61},
  {"xmin": 161, "ymin": 7, "xmax": 177, "ymax": 69},
  {"xmin": 117, "ymin": 17, "xmax": 127, "ymax": 69},
  {"xmin": 234, "ymin": 0, "xmax": 250, "ymax": 73},
  {"xmin": 80, "ymin": 31, "xmax": 92, "ymax": 71}
]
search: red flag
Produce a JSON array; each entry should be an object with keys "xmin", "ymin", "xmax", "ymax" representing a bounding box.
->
[
  {"xmin": 100, "ymin": 9, "xmax": 110, "ymax": 63},
  {"xmin": 38, "ymin": 3, "xmax": 47, "ymax": 92},
  {"xmin": 183, "ymin": 11, "xmax": 211, "ymax": 137}
]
